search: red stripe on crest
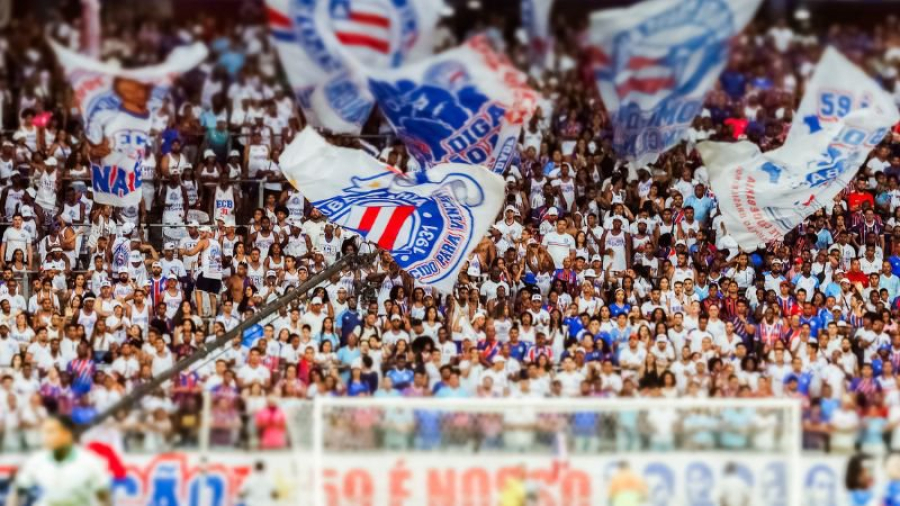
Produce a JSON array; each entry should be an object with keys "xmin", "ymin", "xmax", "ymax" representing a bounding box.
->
[
  {"xmin": 358, "ymin": 207, "xmax": 380, "ymax": 232},
  {"xmin": 335, "ymin": 32, "xmax": 390, "ymax": 53},
  {"xmin": 349, "ymin": 11, "xmax": 391, "ymax": 28},
  {"xmin": 377, "ymin": 206, "xmax": 415, "ymax": 249}
]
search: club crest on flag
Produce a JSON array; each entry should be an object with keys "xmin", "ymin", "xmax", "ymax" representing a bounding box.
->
[
  {"xmin": 596, "ymin": 0, "xmax": 733, "ymax": 107},
  {"xmin": 368, "ymin": 36, "xmax": 537, "ymax": 174},
  {"xmin": 267, "ymin": 0, "xmax": 442, "ymax": 133},
  {"xmin": 589, "ymin": 0, "xmax": 761, "ymax": 166},
  {"xmin": 313, "ymin": 169, "xmax": 484, "ymax": 285},
  {"xmin": 371, "ymin": 60, "xmax": 500, "ymax": 167},
  {"xmin": 328, "ymin": 0, "xmax": 420, "ymax": 67}
]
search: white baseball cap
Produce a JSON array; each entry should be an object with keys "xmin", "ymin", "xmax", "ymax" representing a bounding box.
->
[
  {"xmin": 311, "ymin": 296, "xmax": 322, "ymax": 304},
  {"xmin": 203, "ymin": 149, "xmax": 215, "ymax": 159},
  {"xmin": 164, "ymin": 242, "xmax": 175, "ymax": 250},
  {"xmin": 547, "ymin": 207, "xmax": 559, "ymax": 216}
]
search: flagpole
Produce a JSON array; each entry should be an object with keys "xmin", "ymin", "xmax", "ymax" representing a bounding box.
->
[{"xmin": 79, "ymin": 252, "xmax": 375, "ymax": 435}]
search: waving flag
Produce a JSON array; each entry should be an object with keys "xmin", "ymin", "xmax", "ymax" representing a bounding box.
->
[
  {"xmin": 788, "ymin": 47, "xmax": 897, "ymax": 142},
  {"xmin": 266, "ymin": 0, "xmax": 444, "ymax": 134},
  {"xmin": 700, "ymin": 48, "xmax": 898, "ymax": 249},
  {"xmin": 51, "ymin": 40, "xmax": 207, "ymax": 207},
  {"xmin": 588, "ymin": 0, "xmax": 762, "ymax": 167},
  {"xmin": 280, "ymin": 127, "xmax": 504, "ymax": 292},
  {"xmin": 522, "ymin": 0, "xmax": 554, "ymax": 69},
  {"xmin": 368, "ymin": 36, "xmax": 538, "ymax": 174}
]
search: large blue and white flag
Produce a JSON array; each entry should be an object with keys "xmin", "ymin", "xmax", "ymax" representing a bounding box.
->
[
  {"xmin": 280, "ymin": 127, "xmax": 504, "ymax": 292},
  {"xmin": 521, "ymin": 0, "xmax": 554, "ymax": 70},
  {"xmin": 700, "ymin": 48, "xmax": 899, "ymax": 249},
  {"xmin": 266, "ymin": 0, "xmax": 444, "ymax": 134},
  {"xmin": 788, "ymin": 47, "xmax": 897, "ymax": 142},
  {"xmin": 588, "ymin": 0, "xmax": 762, "ymax": 167},
  {"xmin": 50, "ymin": 40, "xmax": 208, "ymax": 207},
  {"xmin": 367, "ymin": 36, "xmax": 538, "ymax": 174}
]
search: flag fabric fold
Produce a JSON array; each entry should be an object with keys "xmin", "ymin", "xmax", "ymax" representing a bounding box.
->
[
  {"xmin": 588, "ymin": 0, "xmax": 762, "ymax": 167},
  {"xmin": 521, "ymin": 0, "xmax": 554, "ymax": 70},
  {"xmin": 266, "ymin": 0, "xmax": 444, "ymax": 134},
  {"xmin": 701, "ymin": 47, "xmax": 899, "ymax": 249},
  {"xmin": 367, "ymin": 36, "xmax": 538, "ymax": 174},
  {"xmin": 51, "ymin": 40, "xmax": 207, "ymax": 207},
  {"xmin": 280, "ymin": 127, "xmax": 505, "ymax": 292}
]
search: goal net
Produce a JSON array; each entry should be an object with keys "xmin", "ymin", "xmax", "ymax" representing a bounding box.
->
[{"xmin": 299, "ymin": 397, "xmax": 802, "ymax": 506}]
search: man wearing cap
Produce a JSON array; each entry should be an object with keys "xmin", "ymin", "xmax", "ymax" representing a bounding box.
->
[
  {"xmin": 300, "ymin": 296, "xmax": 328, "ymax": 337},
  {"xmin": 283, "ymin": 218, "xmax": 312, "ymax": 259},
  {"xmin": 34, "ymin": 155, "xmax": 61, "ymax": 220},
  {"xmin": 538, "ymin": 206, "xmax": 559, "ymax": 237},
  {"xmin": 159, "ymin": 241, "xmax": 187, "ymax": 281},
  {"xmin": 260, "ymin": 270, "xmax": 281, "ymax": 301},
  {"xmin": 181, "ymin": 225, "xmax": 224, "ymax": 318},
  {"xmin": 113, "ymin": 266, "xmax": 135, "ymax": 303},
  {"xmin": 542, "ymin": 218, "xmax": 575, "ymax": 270},
  {"xmin": 527, "ymin": 294, "xmax": 551, "ymax": 332},
  {"xmin": 179, "ymin": 221, "xmax": 202, "ymax": 275},
  {"xmin": 383, "ymin": 314, "xmax": 410, "ymax": 348},
  {"xmin": 494, "ymin": 205, "xmax": 523, "ymax": 245}
]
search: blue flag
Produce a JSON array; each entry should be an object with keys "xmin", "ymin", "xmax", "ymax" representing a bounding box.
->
[{"xmin": 367, "ymin": 36, "xmax": 537, "ymax": 174}]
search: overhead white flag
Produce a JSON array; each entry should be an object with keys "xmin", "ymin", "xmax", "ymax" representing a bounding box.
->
[
  {"xmin": 588, "ymin": 0, "xmax": 762, "ymax": 167},
  {"xmin": 367, "ymin": 36, "xmax": 538, "ymax": 174},
  {"xmin": 787, "ymin": 47, "xmax": 897, "ymax": 142},
  {"xmin": 701, "ymin": 48, "xmax": 899, "ymax": 249},
  {"xmin": 280, "ymin": 127, "xmax": 504, "ymax": 293},
  {"xmin": 51, "ymin": 40, "xmax": 208, "ymax": 207},
  {"xmin": 521, "ymin": 0, "xmax": 554, "ymax": 69},
  {"xmin": 266, "ymin": 0, "xmax": 444, "ymax": 134}
]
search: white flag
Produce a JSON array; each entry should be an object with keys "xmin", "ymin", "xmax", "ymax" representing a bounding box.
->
[
  {"xmin": 588, "ymin": 0, "xmax": 762, "ymax": 167},
  {"xmin": 51, "ymin": 40, "xmax": 207, "ymax": 207},
  {"xmin": 701, "ymin": 48, "xmax": 899, "ymax": 249},
  {"xmin": 788, "ymin": 47, "xmax": 898, "ymax": 142},
  {"xmin": 280, "ymin": 127, "xmax": 504, "ymax": 293},
  {"xmin": 266, "ymin": 0, "xmax": 444, "ymax": 134}
]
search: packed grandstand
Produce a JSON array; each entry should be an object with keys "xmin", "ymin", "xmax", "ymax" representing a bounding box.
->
[{"xmin": 0, "ymin": 0, "xmax": 898, "ymax": 464}]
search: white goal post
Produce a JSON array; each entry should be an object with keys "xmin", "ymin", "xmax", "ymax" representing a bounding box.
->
[{"xmin": 301, "ymin": 397, "xmax": 803, "ymax": 506}]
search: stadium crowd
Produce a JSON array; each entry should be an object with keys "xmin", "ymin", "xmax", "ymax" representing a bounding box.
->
[{"xmin": 2, "ymin": 3, "xmax": 900, "ymax": 455}]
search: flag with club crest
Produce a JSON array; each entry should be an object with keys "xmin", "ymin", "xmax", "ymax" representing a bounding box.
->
[
  {"xmin": 588, "ymin": 0, "xmax": 762, "ymax": 167},
  {"xmin": 51, "ymin": 40, "xmax": 207, "ymax": 207},
  {"xmin": 266, "ymin": 0, "xmax": 444, "ymax": 134},
  {"xmin": 700, "ymin": 47, "xmax": 899, "ymax": 249},
  {"xmin": 367, "ymin": 36, "xmax": 538, "ymax": 174},
  {"xmin": 280, "ymin": 127, "xmax": 504, "ymax": 292}
]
